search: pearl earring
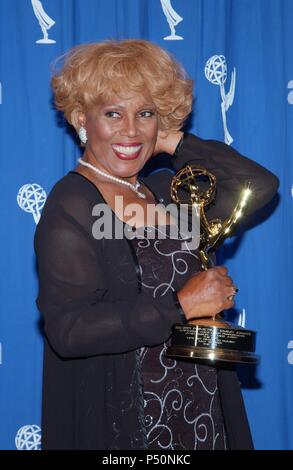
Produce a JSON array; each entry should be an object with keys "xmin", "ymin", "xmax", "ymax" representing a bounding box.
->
[{"xmin": 78, "ymin": 126, "xmax": 88, "ymax": 144}]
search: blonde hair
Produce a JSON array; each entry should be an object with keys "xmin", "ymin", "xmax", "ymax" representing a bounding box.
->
[{"xmin": 51, "ymin": 39, "xmax": 194, "ymax": 132}]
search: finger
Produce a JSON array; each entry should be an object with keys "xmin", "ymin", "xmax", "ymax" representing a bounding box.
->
[
  {"xmin": 224, "ymin": 297, "xmax": 235, "ymax": 309},
  {"xmin": 229, "ymin": 285, "xmax": 238, "ymax": 295},
  {"xmin": 226, "ymin": 286, "xmax": 238, "ymax": 300},
  {"xmin": 214, "ymin": 266, "xmax": 228, "ymax": 276},
  {"xmin": 224, "ymin": 276, "xmax": 234, "ymax": 287}
]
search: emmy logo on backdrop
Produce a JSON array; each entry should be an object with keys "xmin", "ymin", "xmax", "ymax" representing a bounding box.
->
[
  {"xmin": 0, "ymin": 81, "xmax": 2, "ymax": 105},
  {"xmin": 31, "ymin": 0, "xmax": 56, "ymax": 44},
  {"xmin": 15, "ymin": 425, "xmax": 42, "ymax": 450},
  {"xmin": 160, "ymin": 0, "xmax": 183, "ymax": 40},
  {"xmin": 17, "ymin": 183, "xmax": 47, "ymax": 224},
  {"xmin": 205, "ymin": 55, "xmax": 236, "ymax": 145}
]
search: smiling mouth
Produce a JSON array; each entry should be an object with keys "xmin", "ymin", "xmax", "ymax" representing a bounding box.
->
[{"xmin": 111, "ymin": 144, "xmax": 143, "ymax": 160}]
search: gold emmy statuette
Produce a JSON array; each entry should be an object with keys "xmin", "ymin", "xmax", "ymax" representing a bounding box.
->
[{"xmin": 165, "ymin": 165, "xmax": 259, "ymax": 364}]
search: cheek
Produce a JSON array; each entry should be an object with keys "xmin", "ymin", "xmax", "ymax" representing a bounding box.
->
[
  {"xmin": 145, "ymin": 120, "xmax": 159, "ymax": 141},
  {"xmin": 89, "ymin": 121, "xmax": 114, "ymax": 141}
]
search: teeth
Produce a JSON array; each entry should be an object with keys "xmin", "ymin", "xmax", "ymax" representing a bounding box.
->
[{"xmin": 112, "ymin": 144, "xmax": 142, "ymax": 155}]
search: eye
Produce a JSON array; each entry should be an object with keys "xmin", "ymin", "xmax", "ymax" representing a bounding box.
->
[
  {"xmin": 105, "ymin": 111, "xmax": 120, "ymax": 118},
  {"xmin": 139, "ymin": 110, "xmax": 155, "ymax": 118}
]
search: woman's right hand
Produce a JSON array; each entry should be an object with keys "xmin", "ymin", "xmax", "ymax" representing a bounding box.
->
[{"xmin": 177, "ymin": 266, "xmax": 236, "ymax": 320}]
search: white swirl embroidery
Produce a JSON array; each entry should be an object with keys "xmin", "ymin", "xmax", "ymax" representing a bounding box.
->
[
  {"xmin": 136, "ymin": 226, "xmax": 200, "ymax": 298},
  {"xmin": 133, "ymin": 226, "xmax": 227, "ymax": 450}
]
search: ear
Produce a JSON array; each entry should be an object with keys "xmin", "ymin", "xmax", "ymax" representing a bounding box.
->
[{"xmin": 77, "ymin": 110, "xmax": 86, "ymax": 129}]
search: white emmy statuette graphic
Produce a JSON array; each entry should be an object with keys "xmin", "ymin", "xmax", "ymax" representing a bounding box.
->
[
  {"xmin": 288, "ymin": 340, "xmax": 293, "ymax": 365},
  {"xmin": 288, "ymin": 80, "xmax": 293, "ymax": 104},
  {"xmin": 205, "ymin": 55, "xmax": 236, "ymax": 145},
  {"xmin": 237, "ymin": 308, "xmax": 246, "ymax": 328},
  {"xmin": 15, "ymin": 425, "xmax": 41, "ymax": 450},
  {"xmin": 17, "ymin": 183, "xmax": 47, "ymax": 224},
  {"xmin": 160, "ymin": 0, "xmax": 183, "ymax": 40},
  {"xmin": 0, "ymin": 81, "xmax": 2, "ymax": 104},
  {"xmin": 31, "ymin": 0, "xmax": 56, "ymax": 44}
]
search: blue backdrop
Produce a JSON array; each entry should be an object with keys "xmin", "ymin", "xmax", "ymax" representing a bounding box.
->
[{"xmin": 0, "ymin": 0, "xmax": 292, "ymax": 450}]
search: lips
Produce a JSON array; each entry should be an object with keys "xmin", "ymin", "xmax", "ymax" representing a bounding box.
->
[{"xmin": 111, "ymin": 143, "xmax": 143, "ymax": 161}]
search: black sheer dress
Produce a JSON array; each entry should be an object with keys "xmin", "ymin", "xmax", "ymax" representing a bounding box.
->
[
  {"xmin": 130, "ymin": 225, "xmax": 228, "ymax": 450},
  {"xmin": 37, "ymin": 131, "xmax": 279, "ymax": 449}
]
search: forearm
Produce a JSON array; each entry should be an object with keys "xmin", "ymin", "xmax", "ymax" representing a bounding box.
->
[
  {"xmin": 38, "ymin": 288, "xmax": 184, "ymax": 359},
  {"xmin": 171, "ymin": 132, "xmax": 279, "ymax": 220}
]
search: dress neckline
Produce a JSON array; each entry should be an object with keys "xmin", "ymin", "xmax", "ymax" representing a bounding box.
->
[
  {"xmin": 68, "ymin": 170, "xmax": 169, "ymax": 230},
  {"xmin": 68, "ymin": 170, "xmax": 161, "ymax": 203}
]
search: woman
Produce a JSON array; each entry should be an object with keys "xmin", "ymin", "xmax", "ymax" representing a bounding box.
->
[{"xmin": 34, "ymin": 39, "xmax": 279, "ymax": 450}]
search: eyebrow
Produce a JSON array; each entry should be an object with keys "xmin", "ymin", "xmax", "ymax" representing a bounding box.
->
[{"xmin": 103, "ymin": 103, "xmax": 156, "ymax": 109}]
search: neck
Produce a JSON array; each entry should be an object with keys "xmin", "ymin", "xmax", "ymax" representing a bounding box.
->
[
  {"xmin": 80, "ymin": 154, "xmax": 138, "ymax": 185},
  {"xmin": 77, "ymin": 157, "xmax": 146, "ymax": 198}
]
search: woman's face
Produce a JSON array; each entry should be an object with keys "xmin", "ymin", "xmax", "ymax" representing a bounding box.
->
[{"xmin": 79, "ymin": 90, "xmax": 159, "ymax": 181}]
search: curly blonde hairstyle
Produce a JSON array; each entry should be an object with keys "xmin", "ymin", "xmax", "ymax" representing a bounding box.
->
[{"xmin": 51, "ymin": 39, "xmax": 194, "ymax": 132}]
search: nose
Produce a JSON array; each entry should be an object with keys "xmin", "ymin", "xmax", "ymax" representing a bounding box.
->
[{"xmin": 120, "ymin": 115, "xmax": 139, "ymax": 138}]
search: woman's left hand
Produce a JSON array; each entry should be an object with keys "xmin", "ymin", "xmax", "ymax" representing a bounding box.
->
[{"xmin": 153, "ymin": 130, "xmax": 184, "ymax": 157}]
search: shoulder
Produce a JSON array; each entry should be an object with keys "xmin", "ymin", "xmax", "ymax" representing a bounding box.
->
[{"xmin": 38, "ymin": 172, "xmax": 104, "ymax": 229}]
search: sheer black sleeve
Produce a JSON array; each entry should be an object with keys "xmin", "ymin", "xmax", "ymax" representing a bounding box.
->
[
  {"xmin": 172, "ymin": 133, "xmax": 279, "ymax": 220},
  {"xmin": 34, "ymin": 180, "xmax": 183, "ymax": 359}
]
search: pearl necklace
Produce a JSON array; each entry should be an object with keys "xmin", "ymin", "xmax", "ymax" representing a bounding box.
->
[{"xmin": 77, "ymin": 158, "xmax": 146, "ymax": 199}]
